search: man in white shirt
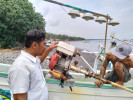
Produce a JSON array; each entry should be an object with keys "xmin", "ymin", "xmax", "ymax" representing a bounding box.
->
[{"xmin": 8, "ymin": 29, "xmax": 58, "ymax": 100}]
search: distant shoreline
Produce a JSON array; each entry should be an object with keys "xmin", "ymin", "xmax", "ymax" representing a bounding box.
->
[{"xmin": 85, "ymin": 39, "xmax": 110, "ymax": 40}]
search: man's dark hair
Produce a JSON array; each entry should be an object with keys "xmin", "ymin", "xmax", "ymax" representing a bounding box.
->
[{"xmin": 25, "ymin": 29, "xmax": 46, "ymax": 48}]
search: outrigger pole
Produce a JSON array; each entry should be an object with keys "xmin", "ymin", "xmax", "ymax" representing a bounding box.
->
[
  {"xmin": 110, "ymin": 35, "xmax": 133, "ymax": 46},
  {"xmin": 43, "ymin": 0, "xmax": 112, "ymax": 19},
  {"xmin": 70, "ymin": 64, "xmax": 133, "ymax": 93}
]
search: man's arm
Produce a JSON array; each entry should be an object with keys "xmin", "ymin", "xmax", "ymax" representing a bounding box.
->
[
  {"xmin": 38, "ymin": 42, "xmax": 58, "ymax": 63},
  {"xmin": 13, "ymin": 93, "xmax": 27, "ymax": 100},
  {"xmin": 100, "ymin": 57, "xmax": 110, "ymax": 78},
  {"xmin": 95, "ymin": 53, "xmax": 110, "ymax": 88}
]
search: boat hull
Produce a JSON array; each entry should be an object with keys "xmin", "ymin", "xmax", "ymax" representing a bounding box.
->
[
  {"xmin": 1, "ymin": 77, "xmax": 133, "ymax": 100},
  {"xmin": 0, "ymin": 63, "xmax": 133, "ymax": 100}
]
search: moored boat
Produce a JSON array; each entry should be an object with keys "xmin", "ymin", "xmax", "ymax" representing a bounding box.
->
[{"xmin": 0, "ymin": 63, "xmax": 133, "ymax": 100}]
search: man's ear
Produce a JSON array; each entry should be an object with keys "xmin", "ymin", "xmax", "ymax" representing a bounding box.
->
[{"xmin": 32, "ymin": 42, "xmax": 38, "ymax": 49}]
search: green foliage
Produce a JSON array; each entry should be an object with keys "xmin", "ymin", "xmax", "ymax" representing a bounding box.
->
[
  {"xmin": 46, "ymin": 33, "xmax": 85, "ymax": 41},
  {"xmin": 0, "ymin": 0, "xmax": 45, "ymax": 48}
]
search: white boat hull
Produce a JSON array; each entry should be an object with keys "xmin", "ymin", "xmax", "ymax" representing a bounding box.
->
[
  {"xmin": 47, "ymin": 82, "xmax": 133, "ymax": 100},
  {"xmin": 0, "ymin": 63, "xmax": 133, "ymax": 100}
]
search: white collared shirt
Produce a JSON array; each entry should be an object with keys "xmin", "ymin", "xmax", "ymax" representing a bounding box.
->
[{"xmin": 8, "ymin": 50, "xmax": 48, "ymax": 100}]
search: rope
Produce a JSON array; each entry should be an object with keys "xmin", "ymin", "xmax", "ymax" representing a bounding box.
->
[{"xmin": 60, "ymin": 5, "xmax": 68, "ymax": 14}]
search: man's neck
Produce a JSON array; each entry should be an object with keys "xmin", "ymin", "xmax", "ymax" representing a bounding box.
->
[{"xmin": 25, "ymin": 48, "xmax": 37, "ymax": 57}]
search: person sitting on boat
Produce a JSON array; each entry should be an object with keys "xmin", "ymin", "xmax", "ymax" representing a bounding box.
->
[
  {"xmin": 109, "ymin": 41, "xmax": 117, "ymax": 50},
  {"xmin": 8, "ymin": 29, "xmax": 58, "ymax": 100},
  {"xmin": 95, "ymin": 43, "xmax": 133, "ymax": 88}
]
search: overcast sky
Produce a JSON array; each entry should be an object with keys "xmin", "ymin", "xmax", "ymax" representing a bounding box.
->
[{"xmin": 28, "ymin": 0, "xmax": 133, "ymax": 39}]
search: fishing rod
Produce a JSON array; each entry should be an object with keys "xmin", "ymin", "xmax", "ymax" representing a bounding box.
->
[{"xmin": 43, "ymin": 0, "xmax": 112, "ymax": 19}]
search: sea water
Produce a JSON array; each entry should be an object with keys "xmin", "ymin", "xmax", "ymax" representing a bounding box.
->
[{"xmin": 70, "ymin": 39, "xmax": 133, "ymax": 53}]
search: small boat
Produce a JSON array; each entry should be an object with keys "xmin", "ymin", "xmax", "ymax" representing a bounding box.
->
[
  {"xmin": 46, "ymin": 39, "xmax": 54, "ymax": 47},
  {"xmin": 0, "ymin": 63, "xmax": 133, "ymax": 100}
]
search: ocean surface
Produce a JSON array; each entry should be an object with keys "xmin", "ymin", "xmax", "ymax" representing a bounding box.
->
[{"xmin": 69, "ymin": 39, "xmax": 133, "ymax": 53}]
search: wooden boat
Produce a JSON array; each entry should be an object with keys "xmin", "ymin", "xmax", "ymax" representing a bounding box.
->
[{"xmin": 0, "ymin": 63, "xmax": 133, "ymax": 100}]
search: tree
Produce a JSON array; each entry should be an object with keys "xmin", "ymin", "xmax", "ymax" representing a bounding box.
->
[
  {"xmin": 46, "ymin": 33, "xmax": 85, "ymax": 41},
  {"xmin": 0, "ymin": 0, "xmax": 45, "ymax": 48}
]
